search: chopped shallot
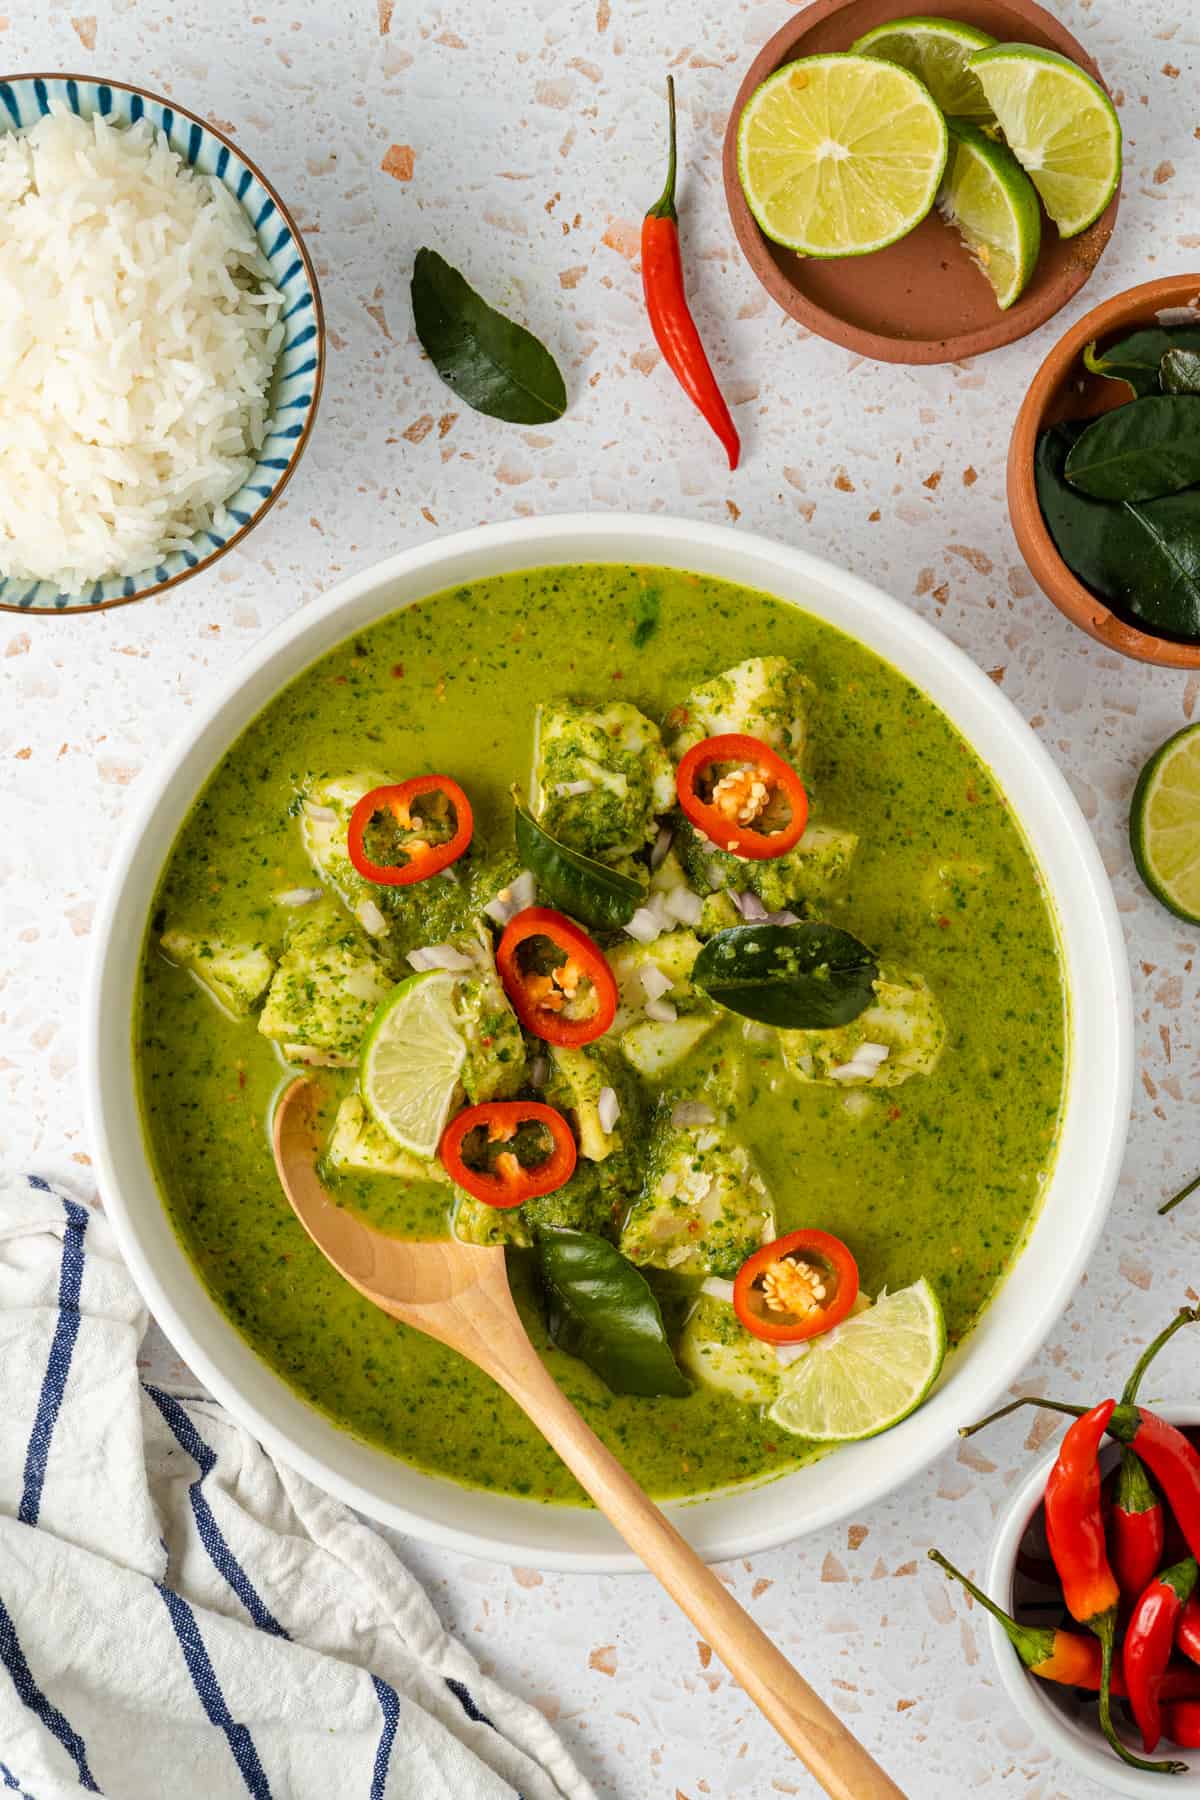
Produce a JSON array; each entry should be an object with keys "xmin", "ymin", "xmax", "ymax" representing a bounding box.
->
[
  {"xmin": 625, "ymin": 905, "xmax": 664, "ymax": 945},
  {"xmin": 664, "ymin": 886, "xmax": 703, "ymax": 926},
  {"xmin": 733, "ymin": 890, "xmax": 768, "ymax": 922},
  {"xmin": 597, "ymin": 1086, "xmax": 621, "ymax": 1133},
  {"xmin": 483, "ymin": 869, "xmax": 537, "ymax": 926},
  {"xmin": 529, "ymin": 1053, "xmax": 549, "ymax": 1088},
  {"xmin": 638, "ymin": 963, "xmax": 674, "ymax": 1002},
  {"xmin": 765, "ymin": 909, "xmax": 800, "ymax": 927},
  {"xmin": 355, "ymin": 898, "xmax": 388, "ymax": 937},
  {"xmin": 555, "ymin": 779, "xmax": 594, "ymax": 798},
  {"xmin": 671, "ymin": 1100, "xmax": 716, "ymax": 1129},
  {"xmin": 275, "ymin": 886, "xmax": 323, "ymax": 908},
  {"xmin": 301, "ymin": 800, "xmax": 336, "ymax": 821},
  {"xmin": 701, "ymin": 1277, "xmax": 736, "ymax": 1305},
  {"xmin": 649, "ymin": 823, "xmax": 674, "ymax": 871},
  {"xmin": 406, "ymin": 943, "xmax": 475, "ymax": 974},
  {"xmin": 644, "ymin": 995, "xmax": 677, "ymax": 1023},
  {"xmin": 830, "ymin": 1042, "xmax": 890, "ymax": 1083}
]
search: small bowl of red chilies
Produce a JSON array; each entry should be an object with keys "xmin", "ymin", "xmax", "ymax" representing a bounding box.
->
[{"xmin": 933, "ymin": 1308, "xmax": 1200, "ymax": 1793}]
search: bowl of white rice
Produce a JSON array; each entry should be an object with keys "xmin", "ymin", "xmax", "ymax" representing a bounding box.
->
[{"xmin": 0, "ymin": 75, "xmax": 323, "ymax": 613}]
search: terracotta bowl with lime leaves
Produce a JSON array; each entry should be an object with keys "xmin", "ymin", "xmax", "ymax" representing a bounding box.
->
[
  {"xmin": 722, "ymin": 0, "xmax": 1122, "ymax": 364},
  {"xmin": 1008, "ymin": 274, "xmax": 1200, "ymax": 672}
]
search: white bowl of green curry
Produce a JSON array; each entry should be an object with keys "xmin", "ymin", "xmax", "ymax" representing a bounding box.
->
[{"xmin": 84, "ymin": 514, "xmax": 1131, "ymax": 1570}]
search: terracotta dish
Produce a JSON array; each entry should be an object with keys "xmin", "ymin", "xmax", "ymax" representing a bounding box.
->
[
  {"xmin": 722, "ymin": 0, "xmax": 1120, "ymax": 365},
  {"xmin": 1007, "ymin": 273, "xmax": 1200, "ymax": 671}
]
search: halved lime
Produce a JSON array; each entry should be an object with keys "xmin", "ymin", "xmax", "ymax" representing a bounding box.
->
[
  {"xmin": 852, "ymin": 15, "xmax": 996, "ymax": 119},
  {"xmin": 736, "ymin": 54, "xmax": 949, "ymax": 257},
  {"xmin": 1131, "ymin": 723, "xmax": 1200, "ymax": 926},
  {"xmin": 360, "ymin": 970, "xmax": 466, "ymax": 1157},
  {"xmin": 938, "ymin": 118, "xmax": 1041, "ymax": 310},
  {"xmin": 767, "ymin": 1278, "xmax": 946, "ymax": 1442},
  {"xmin": 969, "ymin": 44, "xmax": 1121, "ymax": 239}
]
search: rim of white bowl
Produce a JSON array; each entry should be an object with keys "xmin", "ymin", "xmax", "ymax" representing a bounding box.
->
[
  {"xmin": 986, "ymin": 1408, "xmax": 1200, "ymax": 1795},
  {"xmin": 82, "ymin": 513, "xmax": 1133, "ymax": 1572}
]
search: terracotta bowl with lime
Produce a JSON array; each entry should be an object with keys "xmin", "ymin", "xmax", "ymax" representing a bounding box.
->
[{"xmin": 723, "ymin": 0, "xmax": 1122, "ymax": 363}]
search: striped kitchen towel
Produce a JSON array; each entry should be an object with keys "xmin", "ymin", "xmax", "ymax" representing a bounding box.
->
[{"xmin": 0, "ymin": 1173, "xmax": 595, "ymax": 1800}]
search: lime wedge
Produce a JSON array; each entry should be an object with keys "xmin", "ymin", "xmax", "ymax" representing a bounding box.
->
[
  {"xmin": 767, "ymin": 1278, "xmax": 946, "ymax": 1442},
  {"xmin": 852, "ymin": 15, "xmax": 996, "ymax": 120},
  {"xmin": 1131, "ymin": 723, "xmax": 1200, "ymax": 926},
  {"xmin": 736, "ymin": 54, "xmax": 949, "ymax": 258},
  {"xmin": 969, "ymin": 44, "xmax": 1121, "ymax": 239},
  {"xmin": 360, "ymin": 970, "xmax": 466, "ymax": 1157},
  {"xmin": 938, "ymin": 118, "xmax": 1041, "ymax": 310}
]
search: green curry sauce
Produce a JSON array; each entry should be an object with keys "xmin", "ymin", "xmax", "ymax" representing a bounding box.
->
[{"xmin": 137, "ymin": 564, "xmax": 1067, "ymax": 1503}]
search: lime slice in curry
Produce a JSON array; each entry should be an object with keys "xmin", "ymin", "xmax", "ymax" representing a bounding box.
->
[
  {"xmin": 736, "ymin": 54, "xmax": 948, "ymax": 258},
  {"xmin": 1131, "ymin": 723, "xmax": 1200, "ymax": 926},
  {"xmin": 969, "ymin": 44, "xmax": 1121, "ymax": 239},
  {"xmin": 767, "ymin": 1277, "xmax": 946, "ymax": 1442},
  {"xmin": 851, "ymin": 15, "xmax": 997, "ymax": 119},
  {"xmin": 360, "ymin": 969, "xmax": 466, "ymax": 1157},
  {"xmin": 938, "ymin": 118, "xmax": 1042, "ymax": 311}
]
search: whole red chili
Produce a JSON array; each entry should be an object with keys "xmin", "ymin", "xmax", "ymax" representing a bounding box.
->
[
  {"xmin": 1043, "ymin": 1402, "xmax": 1182, "ymax": 1774},
  {"xmin": 1111, "ymin": 1449, "xmax": 1166, "ymax": 1611},
  {"xmin": 642, "ymin": 77, "xmax": 740, "ymax": 471},
  {"xmin": 929, "ymin": 1550, "xmax": 1123, "ymax": 1694},
  {"xmin": 1043, "ymin": 1400, "xmax": 1120, "ymax": 1629},
  {"xmin": 495, "ymin": 907, "xmax": 617, "ymax": 1048},
  {"xmin": 1124, "ymin": 1557, "xmax": 1199, "ymax": 1752},
  {"xmin": 675, "ymin": 733, "xmax": 809, "ymax": 861},
  {"xmin": 1177, "ymin": 1588, "xmax": 1200, "ymax": 1666},
  {"xmin": 440, "ymin": 1101, "xmax": 577, "ymax": 1208},
  {"xmin": 347, "ymin": 776, "xmax": 473, "ymax": 886},
  {"xmin": 1163, "ymin": 1700, "xmax": 1200, "ymax": 1748}
]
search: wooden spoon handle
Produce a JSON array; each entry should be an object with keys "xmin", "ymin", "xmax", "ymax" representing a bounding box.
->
[{"xmin": 484, "ymin": 1331, "xmax": 908, "ymax": 1800}]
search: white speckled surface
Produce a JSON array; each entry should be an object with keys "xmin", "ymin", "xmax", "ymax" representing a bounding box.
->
[{"xmin": 1, "ymin": 1, "xmax": 1199, "ymax": 1794}]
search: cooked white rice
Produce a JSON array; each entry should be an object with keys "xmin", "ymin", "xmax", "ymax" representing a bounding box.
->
[{"xmin": 0, "ymin": 108, "xmax": 284, "ymax": 590}]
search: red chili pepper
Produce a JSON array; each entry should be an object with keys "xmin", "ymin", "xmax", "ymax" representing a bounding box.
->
[
  {"xmin": 440, "ymin": 1101, "xmax": 577, "ymax": 1208},
  {"xmin": 642, "ymin": 77, "xmax": 740, "ymax": 471},
  {"xmin": 1042, "ymin": 1403, "xmax": 1177, "ymax": 1773},
  {"xmin": 675, "ymin": 733, "xmax": 809, "ymax": 861},
  {"xmin": 1177, "ymin": 1589, "xmax": 1200, "ymax": 1666},
  {"xmin": 1124, "ymin": 1557, "xmax": 1199, "ymax": 1752},
  {"xmin": 347, "ymin": 776, "xmax": 473, "ymax": 886},
  {"xmin": 1044, "ymin": 1400, "xmax": 1121, "ymax": 1628},
  {"xmin": 1111, "ymin": 1449, "xmax": 1166, "ymax": 1610},
  {"xmin": 930, "ymin": 1551, "xmax": 1133, "ymax": 1694},
  {"xmin": 1163, "ymin": 1699, "xmax": 1200, "ymax": 1747},
  {"xmin": 732, "ymin": 1228, "xmax": 858, "ymax": 1345},
  {"xmin": 495, "ymin": 907, "xmax": 617, "ymax": 1048}
]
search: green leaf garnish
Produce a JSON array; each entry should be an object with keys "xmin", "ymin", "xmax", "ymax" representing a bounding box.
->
[
  {"xmin": 1083, "ymin": 327, "xmax": 1200, "ymax": 399},
  {"xmin": 1035, "ymin": 421, "xmax": 1200, "ymax": 642},
  {"xmin": 537, "ymin": 1225, "xmax": 691, "ymax": 1398},
  {"xmin": 410, "ymin": 248, "xmax": 567, "ymax": 425},
  {"xmin": 1064, "ymin": 396, "xmax": 1200, "ymax": 503},
  {"xmin": 513, "ymin": 797, "xmax": 642, "ymax": 931},
  {"xmin": 692, "ymin": 921, "xmax": 878, "ymax": 1029}
]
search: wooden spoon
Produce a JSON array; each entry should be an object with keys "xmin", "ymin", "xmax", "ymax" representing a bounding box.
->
[{"xmin": 273, "ymin": 1077, "xmax": 908, "ymax": 1800}]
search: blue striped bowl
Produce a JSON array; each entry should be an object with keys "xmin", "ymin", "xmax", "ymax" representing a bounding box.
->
[{"xmin": 0, "ymin": 74, "xmax": 324, "ymax": 614}]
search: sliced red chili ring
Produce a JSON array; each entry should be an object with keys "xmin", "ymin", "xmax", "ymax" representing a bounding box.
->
[
  {"xmin": 440, "ymin": 1101, "xmax": 577, "ymax": 1208},
  {"xmin": 495, "ymin": 905, "xmax": 617, "ymax": 1048},
  {"xmin": 733, "ymin": 1228, "xmax": 859, "ymax": 1344},
  {"xmin": 346, "ymin": 775, "xmax": 473, "ymax": 887},
  {"xmin": 676, "ymin": 732, "xmax": 808, "ymax": 861}
]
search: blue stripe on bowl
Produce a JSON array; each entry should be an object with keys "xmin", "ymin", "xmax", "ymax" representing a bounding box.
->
[{"xmin": 0, "ymin": 75, "xmax": 322, "ymax": 613}]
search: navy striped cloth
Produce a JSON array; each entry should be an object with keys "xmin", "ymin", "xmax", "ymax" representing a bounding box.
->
[{"xmin": 0, "ymin": 1175, "xmax": 594, "ymax": 1800}]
